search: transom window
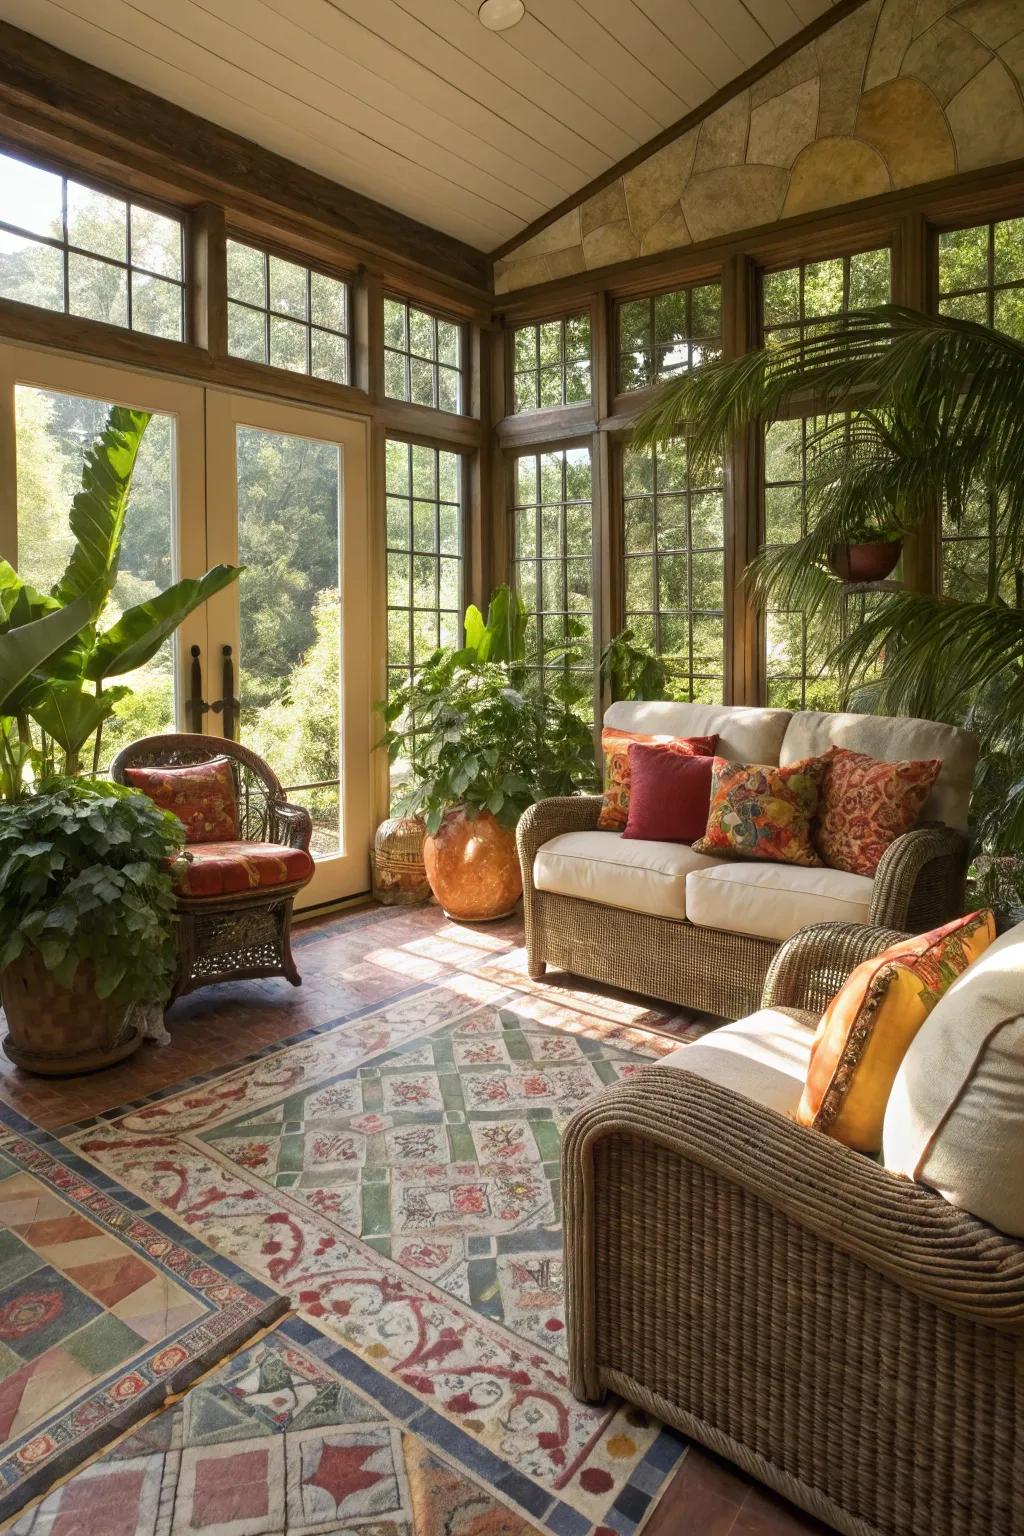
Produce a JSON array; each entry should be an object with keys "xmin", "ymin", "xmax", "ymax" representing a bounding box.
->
[
  {"xmin": 617, "ymin": 282, "xmax": 721, "ymax": 392},
  {"xmin": 512, "ymin": 314, "xmax": 591, "ymax": 412},
  {"xmin": 383, "ymin": 297, "xmax": 462, "ymax": 412},
  {"xmin": 513, "ymin": 447, "xmax": 594, "ymax": 718},
  {"xmin": 226, "ymin": 240, "xmax": 350, "ymax": 383},
  {"xmin": 0, "ymin": 149, "xmax": 184, "ymax": 339},
  {"xmin": 762, "ymin": 248, "xmax": 890, "ymax": 346},
  {"xmin": 622, "ymin": 440, "xmax": 726, "ymax": 703}
]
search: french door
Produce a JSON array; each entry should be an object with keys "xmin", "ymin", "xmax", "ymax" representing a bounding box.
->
[{"xmin": 0, "ymin": 345, "xmax": 373, "ymax": 908}]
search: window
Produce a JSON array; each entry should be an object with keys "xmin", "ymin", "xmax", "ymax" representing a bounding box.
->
[
  {"xmin": 938, "ymin": 219, "xmax": 1023, "ymax": 601},
  {"xmin": 385, "ymin": 439, "xmax": 464, "ymax": 788},
  {"xmin": 622, "ymin": 440, "xmax": 726, "ymax": 703},
  {"xmin": 762, "ymin": 248, "xmax": 890, "ymax": 346},
  {"xmin": 226, "ymin": 240, "xmax": 349, "ymax": 384},
  {"xmin": 0, "ymin": 149, "xmax": 184, "ymax": 339},
  {"xmin": 617, "ymin": 282, "xmax": 721, "ymax": 392},
  {"xmin": 512, "ymin": 314, "xmax": 591, "ymax": 412},
  {"xmin": 383, "ymin": 297, "xmax": 462, "ymax": 412},
  {"xmin": 513, "ymin": 447, "xmax": 594, "ymax": 716}
]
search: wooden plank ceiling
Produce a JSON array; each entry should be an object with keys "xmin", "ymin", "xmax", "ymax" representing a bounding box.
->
[{"xmin": 0, "ymin": 0, "xmax": 838, "ymax": 252}]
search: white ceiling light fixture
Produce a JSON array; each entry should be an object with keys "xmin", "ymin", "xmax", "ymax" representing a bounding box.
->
[{"xmin": 478, "ymin": 0, "xmax": 526, "ymax": 32}]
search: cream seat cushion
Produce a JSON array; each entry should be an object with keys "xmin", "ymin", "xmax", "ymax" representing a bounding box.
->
[
  {"xmin": 533, "ymin": 831, "xmax": 726, "ymax": 920},
  {"xmin": 660, "ymin": 1007, "xmax": 816, "ymax": 1115},
  {"xmin": 883, "ymin": 919, "xmax": 1024, "ymax": 1237},
  {"xmin": 685, "ymin": 860, "xmax": 874, "ymax": 943}
]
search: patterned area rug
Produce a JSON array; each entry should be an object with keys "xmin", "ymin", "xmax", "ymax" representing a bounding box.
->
[
  {"xmin": 0, "ymin": 1103, "xmax": 286, "ymax": 1525},
  {"xmin": 65, "ymin": 974, "xmax": 689, "ymax": 1535}
]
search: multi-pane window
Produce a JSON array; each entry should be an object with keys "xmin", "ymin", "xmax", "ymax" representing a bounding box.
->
[
  {"xmin": 938, "ymin": 219, "xmax": 1023, "ymax": 601},
  {"xmin": 512, "ymin": 314, "xmax": 591, "ymax": 412},
  {"xmin": 383, "ymin": 297, "xmax": 462, "ymax": 412},
  {"xmin": 617, "ymin": 282, "xmax": 721, "ymax": 392},
  {"xmin": 513, "ymin": 447, "xmax": 594, "ymax": 716},
  {"xmin": 226, "ymin": 240, "xmax": 349, "ymax": 383},
  {"xmin": 386, "ymin": 437, "xmax": 463, "ymax": 693},
  {"xmin": 762, "ymin": 247, "xmax": 890, "ymax": 346},
  {"xmin": 622, "ymin": 440, "xmax": 726, "ymax": 703},
  {"xmin": 0, "ymin": 149, "xmax": 184, "ymax": 339}
]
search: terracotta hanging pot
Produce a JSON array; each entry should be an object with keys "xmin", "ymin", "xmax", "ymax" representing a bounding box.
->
[
  {"xmin": 423, "ymin": 806, "xmax": 522, "ymax": 922},
  {"xmin": 1, "ymin": 948, "xmax": 143, "ymax": 1077},
  {"xmin": 828, "ymin": 539, "xmax": 902, "ymax": 583}
]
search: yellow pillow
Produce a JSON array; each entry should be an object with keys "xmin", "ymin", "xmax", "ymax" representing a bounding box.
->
[{"xmin": 797, "ymin": 909, "xmax": 995, "ymax": 1152}]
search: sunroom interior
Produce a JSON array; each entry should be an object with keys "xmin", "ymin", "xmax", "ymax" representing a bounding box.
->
[{"xmin": 0, "ymin": 2, "xmax": 1022, "ymax": 1534}]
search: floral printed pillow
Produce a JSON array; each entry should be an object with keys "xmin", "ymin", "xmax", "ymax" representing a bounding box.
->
[
  {"xmin": 814, "ymin": 747, "xmax": 942, "ymax": 877},
  {"xmin": 693, "ymin": 755, "xmax": 826, "ymax": 866},
  {"xmin": 597, "ymin": 727, "xmax": 718, "ymax": 832},
  {"xmin": 125, "ymin": 758, "xmax": 238, "ymax": 843}
]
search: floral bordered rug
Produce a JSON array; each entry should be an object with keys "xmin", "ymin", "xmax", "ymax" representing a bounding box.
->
[
  {"xmin": 64, "ymin": 975, "xmax": 689, "ymax": 1535},
  {"xmin": 0, "ymin": 1101, "xmax": 286, "ymax": 1526}
]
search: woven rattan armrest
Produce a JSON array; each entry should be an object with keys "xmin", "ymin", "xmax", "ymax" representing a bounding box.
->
[
  {"xmin": 270, "ymin": 800, "xmax": 313, "ymax": 852},
  {"xmin": 760, "ymin": 921, "xmax": 909, "ymax": 1013},
  {"xmin": 563, "ymin": 1069, "xmax": 1024, "ymax": 1336},
  {"xmin": 869, "ymin": 823, "xmax": 968, "ymax": 928},
  {"xmin": 516, "ymin": 794, "xmax": 603, "ymax": 870}
]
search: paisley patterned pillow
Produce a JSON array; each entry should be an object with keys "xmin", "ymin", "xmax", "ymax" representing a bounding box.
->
[
  {"xmin": 596, "ymin": 727, "xmax": 718, "ymax": 832},
  {"xmin": 125, "ymin": 758, "xmax": 238, "ymax": 844},
  {"xmin": 815, "ymin": 747, "xmax": 941, "ymax": 876},
  {"xmin": 693, "ymin": 755, "xmax": 825, "ymax": 866}
]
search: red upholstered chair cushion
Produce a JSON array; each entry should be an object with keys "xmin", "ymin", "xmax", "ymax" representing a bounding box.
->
[
  {"xmin": 125, "ymin": 758, "xmax": 238, "ymax": 843},
  {"xmin": 622, "ymin": 744, "xmax": 716, "ymax": 843},
  {"xmin": 175, "ymin": 842, "xmax": 314, "ymax": 898}
]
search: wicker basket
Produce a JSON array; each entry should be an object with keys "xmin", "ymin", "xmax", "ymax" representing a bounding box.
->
[{"xmin": 373, "ymin": 816, "xmax": 431, "ymax": 906}]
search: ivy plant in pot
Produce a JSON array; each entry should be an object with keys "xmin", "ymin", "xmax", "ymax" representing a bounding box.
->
[
  {"xmin": 0, "ymin": 781, "xmax": 185, "ymax": 1075},
  {"xmin": 379, "ymin": 588, "xmax": 596, "ymax": 922}
]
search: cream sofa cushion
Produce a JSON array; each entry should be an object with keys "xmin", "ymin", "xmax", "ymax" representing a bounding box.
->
[
  {"xmin": 779, "ymin": 709, "xmax": 977, "ymax": 833},
  {"xmin": 533, "ymin": 831, "xmax": 726, "ymax": 920},
  {"xmin": 604, "ymin": 700, "xmax": 792, "ymax": 767},
  {"xmin": 685, "ymin": 860, "xmax": 874, "ymax": 943},
  {"xmin": 883, "ymin": 920, "xmax": 1024, "ymax": 1237},
  {"xmin": 660, "ymin": 1007, "xmax": 816, "ymax": 1115}
]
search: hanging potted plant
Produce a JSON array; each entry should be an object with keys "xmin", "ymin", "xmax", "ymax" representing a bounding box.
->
[
  {"xmin": 378, "ymin": 588, "xmax": 596, "ymax": 921},
  {"xmin": 0, "ymin": 781, "xmax": 185, "ymax": 1074},
  {"xmin": 826, "ymin": 517, "xmax": 904, "ymax": 583}
]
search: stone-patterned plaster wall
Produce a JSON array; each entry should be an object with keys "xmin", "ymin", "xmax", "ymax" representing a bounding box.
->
[{"xmin": 493, "ymin": 0, "xmax": 1024, "ymax": 295}]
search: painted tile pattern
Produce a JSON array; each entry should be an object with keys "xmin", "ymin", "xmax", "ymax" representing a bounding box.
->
[
  {"xmin": 0, "ymin": 1103, "xmax": 285, "ymax": 1525},
  {"xmin": 69, "ymin": 981, "xmax": 685, "ymax": 1534}
]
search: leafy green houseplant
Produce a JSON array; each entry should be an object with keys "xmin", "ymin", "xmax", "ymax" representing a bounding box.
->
[
  {"xmin": 0, "ymin": 781, "xmax": 185, "ymax": 1074},
  {"xmin": 379, "ymin": 587, "xmax": 596, "ymax": 920},
  {"xmin": 600, "ymin": 627, "xmax": 669, "ymax": 702}
]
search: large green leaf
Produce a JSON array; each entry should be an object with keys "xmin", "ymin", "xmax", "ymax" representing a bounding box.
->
[
  {"xmin": 460, "ymin": 585, "xmax": 527, "ymax": 664},
  {"xmin": 53, "ymin": 405, "xmax": 151, "ymax": 612},
  {"xmin": 29, "ymin": 681, "xmax": 128, "ymax": 756},
  {"xmin": 0, "ymin": 592, "xmax": 99, "ymax": 713},
  {"xmin": 85, "ymin": 564, "xmax": 241, "ymax": 680}
]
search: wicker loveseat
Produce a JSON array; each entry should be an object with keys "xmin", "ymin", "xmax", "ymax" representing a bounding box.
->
[
  {"xmin": 562, "ymin": 920, "xmax": 1024, "ymax": 1536},
  {"xmin": 518, "ymin": 701, "xmax": 976, "ymax": 1020}
]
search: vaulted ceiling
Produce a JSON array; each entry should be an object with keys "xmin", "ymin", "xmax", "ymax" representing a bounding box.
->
[{"xmin": 0, "ymin": 0, "xmax": 839, "ymax": 251}]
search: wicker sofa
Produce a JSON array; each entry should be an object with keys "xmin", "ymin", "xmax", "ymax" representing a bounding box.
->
[
  {"xmin": 518, "ymin": 701, "xmax": 976, "ymax": 1019},
  {"xmin": 562, "ymin": 919, "xmax": 1024, "ymax": 1536}
]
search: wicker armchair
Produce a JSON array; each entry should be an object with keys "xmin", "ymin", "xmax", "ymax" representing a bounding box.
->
[
  {"xmin": 111, "ymin": 733, "xmax": 314, "ymax": 1001},
  {"xmin": 562, "ymin": 922, "xmax": 1024, "ymax": 1536}
]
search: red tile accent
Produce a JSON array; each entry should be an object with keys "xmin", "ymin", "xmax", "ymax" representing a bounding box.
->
[
  {"xmin": 50, "ymin": 1468, "xmax": 148, "ymax": 1536},
  {"xmin": 191, "ymin": 1449, "xmax": 270, "ymax": 1526}
]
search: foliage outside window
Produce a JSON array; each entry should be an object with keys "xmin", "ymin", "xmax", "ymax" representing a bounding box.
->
[
  {"xmin": 762, "ymin": 248, "xmax": 890, "ymax": 347},
  {"xmin": 938, "ymin": 219, "xmax": 1024, "ymax": 602},
  {"xmin": 512, "ymin": 314, "xmax": 591, "ymax": 412},
  {"xmin": 513, "ymin": 447, "xmax": 594, "ymax": 719},
  {"xmin": 0, "ymin": 149, "xmax": 184, "ymax": 339},
  {"xmin": 618, "ymin": 283, "xmax": 721, "ymax": 392},
  {"xmin": 226, "ymin": 240, "xmax": 349, "ymax": 384},
  {"xmin": 622, "ymin": 440, "xmax": 725, "ymax": 703},
  {"xmin": 383, "ymin": 297, "xmax": 462, "ymax": 412}
]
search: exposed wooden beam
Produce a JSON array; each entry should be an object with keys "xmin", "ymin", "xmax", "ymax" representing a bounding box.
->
[{"xmin": 0, "ymin": 20, "xmax": 491, "ymax": 296}]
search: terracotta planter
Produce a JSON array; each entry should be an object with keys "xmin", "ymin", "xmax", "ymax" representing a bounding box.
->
[
  {"xmin": 423, "ymin": 806, "xmax": 522, "ymax": 922},
  {"xmin": 1, "ymin": 948, "xmax": 142, "ymax": 1076},
  {"xmin": 828, "ymin": 539, "xmax": 902, "ymax": 583}
]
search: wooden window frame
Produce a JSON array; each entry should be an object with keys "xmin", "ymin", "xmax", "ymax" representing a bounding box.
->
[
  {"xmin": 224, "ymin": 234, "xmax": 352, "ymax": 387},
  {"xmin": 509, "ymin": 310, "xmax": 592, "ymax": 415}
]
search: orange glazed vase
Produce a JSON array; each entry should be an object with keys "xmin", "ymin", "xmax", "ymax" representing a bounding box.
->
[{"xmin": 422, "ymin": 806, "xmax": 522, "ymax": 922}]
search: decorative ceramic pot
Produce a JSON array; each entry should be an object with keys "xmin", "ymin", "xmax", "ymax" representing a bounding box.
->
[
  {"xmin": 373, "ymin": 816, "xmax": 431, "ymax": 906},
  {"xmin": 1, "ymin": 948, "xmax": 142, "ymax": 1077},
  {"xmin": 828, "ymin": 539, "xmax": 902, "ymax": 583},
  {"xmin": 422, "ymin": 806, "xmax": 522, "ymax": 922}
]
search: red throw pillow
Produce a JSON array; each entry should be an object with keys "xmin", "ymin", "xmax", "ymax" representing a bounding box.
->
[
  {"xmin": 597, "ymin": 727, "xmax": 718, "ymax": 831},
  {"xmin": 815, "ymin": 747, "xmax": 942, "ymax": 876},
  {"xmin": 124, "ymin": 758, "xmax": 238, "ymax": 843},
  {"xmin": 622, "ymin": 745, "xmax": 715, "ymax": 844}
]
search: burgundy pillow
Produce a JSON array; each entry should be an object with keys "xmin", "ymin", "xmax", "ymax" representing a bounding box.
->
[{"xmin": 621, "ymin": 744, "xmax": 715, "ymax": 844}]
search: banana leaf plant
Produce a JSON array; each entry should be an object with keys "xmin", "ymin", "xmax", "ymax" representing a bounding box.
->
[{"xmin": 0, "ymin": 406, "xmax": 240, "ymax": 796}]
